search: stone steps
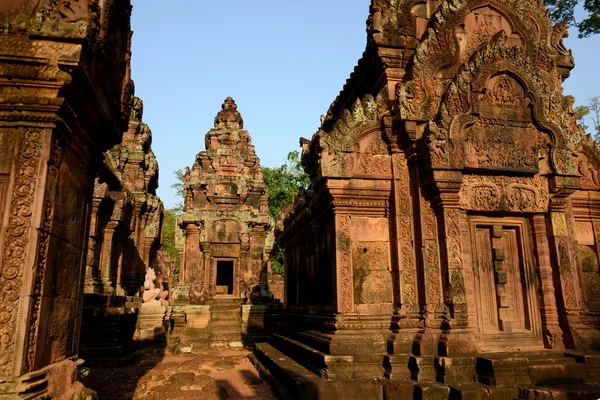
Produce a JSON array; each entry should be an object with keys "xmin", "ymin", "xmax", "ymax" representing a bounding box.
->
[
  {"xmin": 476, "ymin": 351, "xmax": 600, "ymax": 387},
  {"xmin": 209, "ymin": 299, "xmax": 243, "ymax": 346},
  {"xmin": 251, "ymin": 343, "xmax": 600, "ymax": 400}
]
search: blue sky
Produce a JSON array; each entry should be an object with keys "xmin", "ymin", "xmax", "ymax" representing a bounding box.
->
[{"xmin": 130, "ymin": 1, "xmax": 600, "ymax": 209}]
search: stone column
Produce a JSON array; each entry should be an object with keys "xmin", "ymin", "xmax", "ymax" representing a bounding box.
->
[
  {"xmin": 425, "ymin": 170, "xmax": 477, "ymax": 358},
  {"xmin": 0, "ymin": 127, "xmax": 54, "ymax": 380},
  {"xmin": 388, "ymin": 152, "xmax": 420, "ymax": 354},
  {"xmin": 183, "ymin": 224, "xmax": 202, "ymax": 285},
  {"xmin": 99, "ymin": 221, "xmax": 119, "ymax": 295},
  {"xmin": 530, "ymin": 214, "xmax": 564, "ymax": 348},
  {"xmin": 410, "ymin": 167, "xmax": 446, "ymax": 361},
  {"xmin": 84, "ymin": 198, "xmax": 104, "ymax": 294},
  {"xmin": 334, "ymin": 213, "xmax": 353, "ymax": 313},
  {"xmin": 547, "ymin": 203, "xmax": 586, "ymax": 349},
  {"xmin": 201, "ymin": 244, "xmax": 211, "ymax": 289},
  {"xmin": 114, "ymin": 237, "xmax": 125, "ymax": 296}
]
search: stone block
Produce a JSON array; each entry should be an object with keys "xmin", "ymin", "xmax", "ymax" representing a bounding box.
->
[
  {"xmin": 449, "ymin": 383, "xmax": 489, "ymax": 399},
  {"xmin": 416, "ymin": 382, "xmax": 451, "ymax": 400},
  {"xmin": 382, "ymin": 380, "xmax": 415, "ymax": 400}
]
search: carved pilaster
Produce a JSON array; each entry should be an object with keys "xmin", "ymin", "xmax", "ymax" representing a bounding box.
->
[
  {"xmin": 183, "ymin": 224, "xmax": 200, "ymax": 284},
  {"xmin": 426, "ymin": 170, "xmax": 477, "ymax": 356},
  {"xmin": 84, "ymin": 197, "xmax": 104, "ymax": 294},
  {"xmin": 390, "ymin": 153, "xmax": 418, "ymax": 318},
  {"xmin": 530, "ymin": 214, "xmax": 564, "ymax": 348},
  {"xmin": 334, "ymin": 214, "xmax": 353, "ymax": 313}
]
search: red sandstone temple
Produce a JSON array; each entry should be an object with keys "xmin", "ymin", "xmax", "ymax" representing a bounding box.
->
[
  {"xmin": 176, "ymin": 97, "xmax": 273, "ymax": 301},
  {"xmin": 0, "ymin": 0, "xmax": 600, "ymax": 399},
  {"xmin": 253, "ymin": 0, "xmax": 600, "ymax": 397}
]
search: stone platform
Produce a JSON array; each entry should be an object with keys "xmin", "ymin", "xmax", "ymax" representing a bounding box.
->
[{"xmin": 251, "ymin": 342, "xmax": 600, "ymax": 400}]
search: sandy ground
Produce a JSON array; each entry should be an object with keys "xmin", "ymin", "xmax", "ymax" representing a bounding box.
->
[{"xmin": 85, "ymin": 347, "xmax": 277, "ymax": 400}]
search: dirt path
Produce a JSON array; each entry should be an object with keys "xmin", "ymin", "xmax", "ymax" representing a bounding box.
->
[{"xmin": 85, "ymin": 348, "xmax": 276, "ymax": 400}]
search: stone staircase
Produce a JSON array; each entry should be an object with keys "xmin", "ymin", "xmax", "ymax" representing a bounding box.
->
[
  {"xmin": 251, "ymin": 341, "xmax": 600, "ymax": 400},
  {"xmin": 209, "ymin": 297, "xmax": 243, "ymax": 347}
]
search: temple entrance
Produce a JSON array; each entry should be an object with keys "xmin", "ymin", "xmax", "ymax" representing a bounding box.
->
[
  {"xmin": 469, "ymin": 216, "xmax": 543, "ymax": 350},
  {"xmin": 216, "ymin": 260, "xmax": 234, "ymax": 295}
]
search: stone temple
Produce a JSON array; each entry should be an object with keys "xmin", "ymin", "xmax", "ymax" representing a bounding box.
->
[
  {"xmin": 176, "ymin": 97, "xmax": 273, "ymax": 301},
  {"xmin": 0, "ymin": 0, "xmax": 599, "ymax": 399},
  {"xmin": 253, "ymin": 0, "xmax": 600, "ymax": 398}
]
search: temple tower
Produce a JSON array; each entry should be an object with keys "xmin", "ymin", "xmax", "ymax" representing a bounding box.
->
[{"xmin": 178, "ymin": 97, "xmax": 272, "ymax": 301}]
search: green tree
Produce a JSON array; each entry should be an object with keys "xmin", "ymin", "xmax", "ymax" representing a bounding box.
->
[
  {"xmin": 576, "ymin": 96, "xmax": 600, "ymax": 144},
  {"xmin": 162, "ymin": 208, "xmax": 181, "ymax": 274},
  {"xmin": 171, "ymin": 169, "xmax": 184, "ymax": 213},
  {"xmin": 545, "ymin": 0, "xmax": 600, "ymax": 37},
  {"xmin": 263, "ymin": 150, "xmax": 310, "ymax": 275},
  {"xmin": 262, "ymin": 150, "xmax": 310, "ymax": 221}
]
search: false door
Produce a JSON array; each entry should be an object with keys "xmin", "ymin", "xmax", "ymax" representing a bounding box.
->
[{"xmin": 469, "ymin": 216, "xmax": 543, "ymax": 350}]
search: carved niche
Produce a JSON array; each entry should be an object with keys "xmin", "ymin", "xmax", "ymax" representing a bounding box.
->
[{"xmin": 464, "ymin": 74, "xmax": 550, "ymax": 173}]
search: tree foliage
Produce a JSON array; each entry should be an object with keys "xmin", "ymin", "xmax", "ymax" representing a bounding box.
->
[
  {"xmin": 576, "ymin": 96, "xmax": 600, "ymax": 144},
  {"xmin": 170, "ymin": 169, "xmax": 184, "ymax": 213},
  {"xmin": 162, "ymin": 208, "xmax": 180, "ymax": 275},
  {"xmin": 545, "ymin": 0, "xmax": 600, "ymax": 37},
  {"xmin": 262, "ymin": 150, "xmax": 310, "ymax": 221},
  {"xmin": 263, "ymin": 151, "xmax": 310, "ymax": 276}
]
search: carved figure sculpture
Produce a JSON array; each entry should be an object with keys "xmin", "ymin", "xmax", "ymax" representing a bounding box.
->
[
  {"xmin": 142, "ymin": 267, "xmax": 168, "ymax": 306},
  {"xmin": 188, "ymin": 283, "xmax": 205, "ymax": 305}
]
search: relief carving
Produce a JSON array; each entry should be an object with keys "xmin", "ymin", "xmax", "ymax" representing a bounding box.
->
[
  {"xmin": 459, "ymin": 175, "xmax": 549, "ymax": 213},
  {"xmin": 574, "ymin": 150, "xmax": 600, "ymax": 189},
  {"xmin": 337, "ymin": 215, "xmax": 353, "ymax": 312},
  {"xmin": 558, "ymin": 239, "xmax": 578, "ymax": 309},
  {"xmin": 0, "ymin": 129, "xmax": 43, "ymax": 377},
  {"xmin": 25, "ymin": 200, "xmax": 54, "ymax": 373},
  {"xmin": 445, "ymin": 209, "xmax": 466, "ymax": 307}
]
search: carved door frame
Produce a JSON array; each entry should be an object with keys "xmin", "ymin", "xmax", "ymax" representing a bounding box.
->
[
  {"xmin": 468, "ymin": 215, "xmax": 544, "ymax": 351},
  {"xmin": 212, "ymin": 256, "xmax": 238, "ymax": 298}
]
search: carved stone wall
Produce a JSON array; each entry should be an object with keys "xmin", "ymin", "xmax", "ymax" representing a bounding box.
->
[
  {"xmin": 277, "ymin": 0, "xmax": 600, "ymax": 385},
  {"xmin": 0, "ymin": 0, "xmax": 133, "ymax": 397}
]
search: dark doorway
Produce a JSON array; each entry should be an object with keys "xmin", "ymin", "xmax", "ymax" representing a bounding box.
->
[{"xmin": 216, "ymin": 260, "xmax": 234, "ymax": 295}]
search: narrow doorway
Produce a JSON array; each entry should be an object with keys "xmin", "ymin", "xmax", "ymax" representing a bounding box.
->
[{"xmin": 216, "ymin": 260, "xmax": 234, "ymax": 295}]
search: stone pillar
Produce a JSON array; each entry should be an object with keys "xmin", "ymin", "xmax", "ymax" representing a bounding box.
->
[
  {"xmin": 410, "ymin": 167, "xmax": 446, "ymax": 363},
  {"xmin": 334, "ymin": 213, "xmax": 353, "ymax": 313},
  {"xmin": 530, "ymin": 214, "xmax": 564, "ymax": 348},
  {"xmin": 143, "ymin": 237, "xmax": 154, "ymax": 271},
  {"xmin": 425, "ymin": 170, "xmax": 477, "ymax": 358},
  {"xmin": 388, "ymin": 152, "xmax": 420, "ymax": 354},
  {"xmin": 548, "ymin": 206, "xmax": 585, "ymax": 348},
  {"xmin": 183, "ymin": 224, "xmax": 200, "ymax": 284},
  {"xmin": 84, "ymin": 198, "xmax": 104, "ymax": 294},
  {"xmin": 201, "ymin": 245, "xmax": 211, "ymax": 289},
  {"xmin": 99, "ymin": 221, "xmax": 118, "ymax": 295},
  {"xmin": 114, "ymin": 237, "xmax": 125, "ymax": 296}
]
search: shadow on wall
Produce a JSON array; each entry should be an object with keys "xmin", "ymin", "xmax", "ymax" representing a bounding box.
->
[
  {"xmin": 81, "ymin": 307, "xmax": 168, "ymax": 400},
  {"xmin": 241, "ymin": 301, "xmax": 283, "ymax": 348}
]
